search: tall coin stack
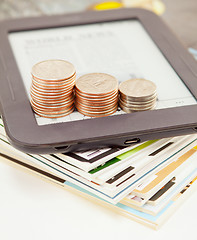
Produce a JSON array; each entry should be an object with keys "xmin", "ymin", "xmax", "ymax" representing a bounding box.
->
[
  {"xmin": 30, "ymin": 60, "xmax": 76, "ymax": 118},
  {"xmin": 119, "ymin": 78, "xmax": 157, "ymax": 113},
  {"xmin": 75, "ymin": 73, "xmax": 119, "ymax": 117}
]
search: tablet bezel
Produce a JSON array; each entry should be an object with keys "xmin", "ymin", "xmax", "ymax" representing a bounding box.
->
[{"xmin": 0, "ymin": 8, "xmax": 197, "ymax": 154}]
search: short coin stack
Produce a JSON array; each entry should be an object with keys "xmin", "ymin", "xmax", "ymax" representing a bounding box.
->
[
  {"xmin": 75, "ymin": 73, "xmax": 119, "ymax": 117},
  {"xmin": 30, "ymin": 59, "xmax": 76, "ymax": 118},
  {"xmin": 119, "ymin": 78, "xmax": 157, "ymax": 113}
]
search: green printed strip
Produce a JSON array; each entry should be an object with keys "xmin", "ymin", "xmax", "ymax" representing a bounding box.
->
[
  {"xmin": 0, "ymin": 137, "xmax": 9, "ymax": 144},
  {"xmin": 89, "ymin": 139, "xmax": 158, "ymax": 174},
  {"xmin": 89, "ymin": 157, "xmax": 121, "ymax": 174},
  {"xmin": 117, "ymin": 139, "xmax": 158, "ymax": 160}
]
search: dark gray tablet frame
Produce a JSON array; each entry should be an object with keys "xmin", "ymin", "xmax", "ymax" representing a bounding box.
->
[{"xmin": 0, "ymin": 8, "xmax": 197, "ymax": 154}]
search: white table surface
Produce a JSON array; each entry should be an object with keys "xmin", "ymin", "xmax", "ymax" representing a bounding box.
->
[{"xmin": 0, "ymin": 156, "xmax": 196, "ymax": 240}]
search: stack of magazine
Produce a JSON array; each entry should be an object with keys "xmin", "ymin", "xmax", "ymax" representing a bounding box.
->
[{"xmin": 0, "ymin": 117, "xmax": 197, "ymax": 230}]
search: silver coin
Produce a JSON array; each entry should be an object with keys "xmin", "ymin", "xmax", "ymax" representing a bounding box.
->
[
  {"xmin": 119, "ymin": 96, "xmax": 157, "ymax": 107},
  {"xmin": 119, "ymin": 101, "xmax": 157, "ymax": 113},
  {"xmin": 119, "ymin": 78, "xmax": 157, "ymax": 99},
  {"xmin": 119, "ymin": 96, "xmax": 157, "ymax": 108},
  {"xmin": 120, "ymin": 91, "xmax": 157, "ymax": 102},
  {"xmin": 119, "ymin": 102, "xmax": 156, "ymax": 110}
]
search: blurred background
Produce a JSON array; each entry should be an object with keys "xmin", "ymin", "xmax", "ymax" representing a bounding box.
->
[{"xmin": 0, "ymin": 0, "xmax": 197, "ymax": 49}]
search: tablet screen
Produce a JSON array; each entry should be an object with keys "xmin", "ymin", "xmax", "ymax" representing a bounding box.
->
[{"xmin": 8, "ymin": 20, "xmax": 197, "ymax": 126}]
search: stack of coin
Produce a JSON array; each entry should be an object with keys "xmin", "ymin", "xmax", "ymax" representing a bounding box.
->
[
  {"xmin": 75, "ymin": 73, "xmax": 119, "ymax": 117},
  {"xmin": 119, "ymin": 78, "xmax": 157, "ymax": 113},
  {"xmin": 30, "ymin": 59, "xmax": 76, "ymax": 118}
]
